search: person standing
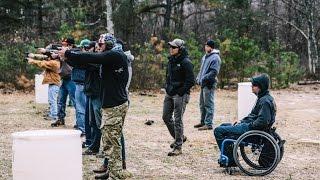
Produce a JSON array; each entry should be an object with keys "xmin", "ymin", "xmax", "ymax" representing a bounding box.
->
[
  {"xmin": 51, "ymin": 37, "xmax": 77, "ymax": 128},
  {"xmin": 162, "ymin": 38, "xmax": 195, "ymax": 156},
  {"xmin": 80, "ymin": 40, "xmax": 102, "ymax": 151},
  {"xmin": 69, "ymin": 39, "xmax": 90, "ymax": 134},
  {"xmin": 194, "ymin": 40, "xmax": 221, "ymax": 130},
  {"xmin": 60, "ymin": 34, "xmax": 132, "ymax": 179},
  {"xmin": 27, "ymin": 52, "xmax": 60, "ymax": 122}
]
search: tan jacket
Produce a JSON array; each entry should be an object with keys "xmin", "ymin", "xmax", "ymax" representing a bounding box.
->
[{"xmin": 29, "ymin": 59, "xmax": 61, "ymax": 86}]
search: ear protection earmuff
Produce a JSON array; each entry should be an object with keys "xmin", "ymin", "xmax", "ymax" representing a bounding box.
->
[{"xmin": 178, "ymin": 40, "xmax": 186, "ymax": 53}]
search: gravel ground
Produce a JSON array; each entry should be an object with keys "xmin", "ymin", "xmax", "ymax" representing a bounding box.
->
[{"xmin": 0, "ymin": 85, "xmax": 319, "ymax": 180}]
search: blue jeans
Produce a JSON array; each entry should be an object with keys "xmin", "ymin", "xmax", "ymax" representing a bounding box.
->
[
  {"xmin": 57, "ymin": 78, "xmax": 76, "ymax": 121},
  {"xmin": 214, "ymin": 123, "xmax": 250, "ymax": 150},
  {"xmin": 86, "ymin": 96, "xmax": 102, "ymax": 152},
  {"xmin": 75, "ymin": 84, "xmax": 86, "ymax": 133},
  {"xmin": 84, "ymin": 99, "xmax": 92, "ymax": 146},
  {"xmin": 48, "ymin": 84, "xmax": 59, "ymax": 120},
  {"xmin": 199, "ymin": 86, "xmax": 215, "ymax": 126}
]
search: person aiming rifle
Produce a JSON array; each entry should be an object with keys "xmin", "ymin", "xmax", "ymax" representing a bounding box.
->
[
  {"xmin": 26, "ymin": 49, "xmax": 60, "ymax": 122},
  {"xmin": 59, "ymin": 33, "xmax": 132, "ymax": 180}
]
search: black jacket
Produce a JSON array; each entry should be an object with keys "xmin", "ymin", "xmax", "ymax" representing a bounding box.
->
[
  {"xmin": 241, "ymin": 74, "xmax": 277, "ymax": 130},
  {"xmin": 66, "ymin": 56, "xmax": 100, "ymax": 96},
  {"xmin": 65, "ymin": 50, "xmax": 128, "ymax": 108},
  {"xmin": 83, "ymin": 64, "xmax": 101, "ymax": 97},
  {"xmin": 165, "ymin": 49, "xmax": 195, "ymax": 96}
]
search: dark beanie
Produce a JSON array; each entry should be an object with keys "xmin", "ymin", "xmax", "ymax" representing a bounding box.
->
[{"xmin": 206, "ymin": 40, "xmax": 215, "ymax": 49}]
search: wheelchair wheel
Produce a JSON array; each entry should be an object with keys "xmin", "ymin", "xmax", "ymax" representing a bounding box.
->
[
  {"xmin": 239, "ymin": 141, "xmax": 263, "ymax": 169},
  {"xmin": 233, "ymin": 130, "xmax": 280, "ymax": 176},
  {"xmin": 270, "ymin": 131, "xmax": 285, "ymax": 162}
]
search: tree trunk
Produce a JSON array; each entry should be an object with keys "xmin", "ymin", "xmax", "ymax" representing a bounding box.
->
[
  {"xmin": 306, "ymin": 0, "xmax": 318, "ymax": 75},
  {"xmin": 278, "ymin": 0, "xmax": 319, "ymax": 76},
  {"xmin": 177, "ymin": 1, "xmax": 184, "ymax": 33},
  {"xmin": 162, "ymin": 0, "xmax": 172, "ymax": 41},
  {"xmin": 37, "ymin": 0, "xmax": 43, "ymax": 36},
  {"xmin": 106, "ymin": 0, "xmax": 114, "ymax": 34}
]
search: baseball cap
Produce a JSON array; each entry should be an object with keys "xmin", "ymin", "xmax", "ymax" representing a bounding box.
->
[
  {"xmin": 168, "ymin": 38, "xmax": 185, "ymax": 48},
  {"xmin": 61, "ymin": 37, "xmax": 75, "ymax": 45},
  {"xmin": 78, "ymin": 39, "xmax": 91, "ymax": 48}
]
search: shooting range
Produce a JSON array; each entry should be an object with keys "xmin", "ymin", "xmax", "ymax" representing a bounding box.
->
[{"xmin": 1, "ymin": 0, "xmax": 319, "ymax": 179}]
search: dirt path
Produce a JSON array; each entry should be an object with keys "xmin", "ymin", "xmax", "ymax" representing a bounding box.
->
[{"xmin": 0, "ymin": 85, "xmax": 319, "ymax": 179}]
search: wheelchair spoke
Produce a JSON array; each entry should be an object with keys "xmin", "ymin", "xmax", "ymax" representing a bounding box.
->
[{"xmin": 233, "ymin": 131, "xmax": 281, "ymax": 176}]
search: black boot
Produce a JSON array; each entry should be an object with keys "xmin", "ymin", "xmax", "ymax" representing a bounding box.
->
[
  {"xmin": 94, "ymin": 172, "xmax": 109, "ymax": 179},
  {"xmin": 194, "ymin": 123, "xmax": 204, "ymax": 128},
  {"xmin": 51, "ymin": 119, "xmax": 65, "ymax": 127},
  {"xmin": 168, "ymin": 147, "xmax": 182, "ymax": 156},
  {"xmin": 170, "ymin": 136, "xmax": 187, "ymax": 148}
]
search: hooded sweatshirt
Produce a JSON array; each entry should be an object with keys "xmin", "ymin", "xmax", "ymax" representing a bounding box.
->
[
  {"xmin": 241, "ymin": 74, "xmax": 277, "ymax": 130},
  {"xmin": 196, "ymin": 49, "xmax": 221, "ymax": 89}
]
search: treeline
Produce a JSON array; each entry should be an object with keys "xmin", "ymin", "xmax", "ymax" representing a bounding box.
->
[{"xmin": 0, "ymin": 0, "xmax": 319, "ymax": 89}]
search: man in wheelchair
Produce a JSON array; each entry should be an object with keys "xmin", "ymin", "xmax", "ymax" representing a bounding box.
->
[{"xmin": 214, "ymin": 73, "xmax": 277, "ymax": 167}]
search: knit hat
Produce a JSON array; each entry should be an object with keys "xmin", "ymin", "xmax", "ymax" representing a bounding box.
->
[
  {"xmin": 206, "ymin": 40, "xmax": 215, "ymax": 49},
  {"xmin": 98, "ymin": 33, "xmax": 116, "ymax": 49}
]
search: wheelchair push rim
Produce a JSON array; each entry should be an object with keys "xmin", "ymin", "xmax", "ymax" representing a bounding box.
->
[
  {"xmin": 270, "ymin": 131, "xmax": 285, "ymax": 162},
  {"xmin": 233, "ymin": 130, "xmax": 281, "ymax": 176}
]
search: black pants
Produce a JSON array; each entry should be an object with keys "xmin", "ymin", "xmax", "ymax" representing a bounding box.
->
[{"xmin": 162, "ymin": 94, "xmax": 189, "ymax": 149}]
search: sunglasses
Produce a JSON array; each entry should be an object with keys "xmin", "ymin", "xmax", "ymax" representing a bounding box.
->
[
  {"xmin": 170, "ymin": 45, "xmax": 178, "ymax": 49},
  {"xmin": 83, "ymin": 47, "xmax": 91, "ymax": 51},
  {"xmin": 252, "ymin": 83, "xmax": 259, "ymax": 87}
]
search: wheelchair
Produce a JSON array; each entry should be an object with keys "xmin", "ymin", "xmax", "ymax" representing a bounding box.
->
[{"xmin": 218, "ymin": 127, "xmax": 285, "ymax": 176}]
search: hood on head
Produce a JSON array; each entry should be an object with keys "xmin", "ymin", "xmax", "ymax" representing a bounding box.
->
[{"xmin": 251, "ymin": 73, "xmax": 270, "ymax": 95}]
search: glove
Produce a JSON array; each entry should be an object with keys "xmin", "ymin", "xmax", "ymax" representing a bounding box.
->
[{"xmin": 28, "ymin": 53, "xmax": 35, "ymax": 58}]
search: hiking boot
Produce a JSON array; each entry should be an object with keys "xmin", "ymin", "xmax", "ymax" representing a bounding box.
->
[
  {"xmin": 168, "ymin": 148, "xmax": 182, "ymax": 156},
  {"xmin": 170, "ymin": 136, "xmax": 187, "ymax": 148},
  {"xmin": 93, "ymin": 165, "xmax": 108, "ymax": 174},
  {"xmin": 198, "ymin": 125, "xmax": 213, "ymax": 131},
  {"xmin": 194, "ymin": 123, "xmax": 204, "ymax": 128},
  {"xmin": 94, "ymin": 172, "xmax": 109, "ymax": 179},
  {"xmin": 51, "ymin": 119, "xmax": 65, "ymax": 127}
]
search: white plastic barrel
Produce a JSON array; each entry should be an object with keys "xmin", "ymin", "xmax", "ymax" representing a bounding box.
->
[
  {"xmin": 35, "ymin": 74, "xmax": 48, "ymax": 104},
  {"xmin": 12, "ymin": 130, "xmax": 82, "ymax": 180},
  {"xmin": 238, "ymin": 82, "xmax": 257, "ymax": 121}
]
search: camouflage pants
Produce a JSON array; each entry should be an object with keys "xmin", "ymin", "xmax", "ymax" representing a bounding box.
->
[{"xmin": 101, "ymin": 102, "xmax": 130, "ymax": 180}]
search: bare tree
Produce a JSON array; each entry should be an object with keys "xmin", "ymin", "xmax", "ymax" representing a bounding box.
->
[
  {"xmin": 273, "ymin": 0, "xmax": 319, "ymax": 76},
  {"xmin": 106, "ymin": 0, "xmax": 114, "ymax": 34},
  {"xmin": 137, "ymin": 0, "xmax": 187, "ymax": 40}
]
